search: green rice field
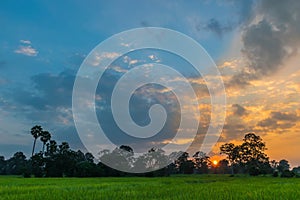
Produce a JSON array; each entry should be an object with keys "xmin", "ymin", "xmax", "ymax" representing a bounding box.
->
[{"xmin": 0, "ymin": 175, "xmax": 300, "ymax": 200}]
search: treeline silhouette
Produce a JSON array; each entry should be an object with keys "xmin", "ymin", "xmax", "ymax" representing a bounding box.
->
[{"xmin": 0, "ymin": 126, "xmax": 299, "ymax": 178}]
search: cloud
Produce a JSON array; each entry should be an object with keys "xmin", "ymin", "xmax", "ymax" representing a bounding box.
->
[
  {"xmin": 20, "ymin": 40, "xmax": 31, "ymax": 45},
  {"xmin": 232, "ymin": 104, "xmax": 247, "ymax": 116},
  {"xmin": 14, "ymin": 39, "xmax": 38, "ymax": 56},
  {"xmin": 257, "ymin": 111, "xmax": 298, "ymax": 130},
  {"xmin": 88, "ymin": 52, "xmax": 120, "ymax": 66},
  {"xmin": 8, "ymin": 68, "xmax": 185, "ymax": 154},
  {"xmin": 16, "ymin": 71, "xmax": 75, "ymax": 109},
  {"xmin": 14, "ymin": 46, "xmax": 38, "ymax": 56},
  {"xmin": 5, "ymin": 70, "xmax": 86, "ymax": 153},
  {"xmin": 129, "ymin": 59, "xmax": 139, "ymax": 65},
  {"xmin": 203, "ymin": 18, "xmax": 232, "ymax": 37},
  {"xmin": 270, "ymin": 111, "xmax": 298, "ymax": 122},
  {"xmin": 221, "ymin": 121, "xmax": 251, "ymax": 141},
  {"xmin": 242, "ymin": 20, "xmax": 285, "ymax": 75},
  {"xmin": 229, "ymin": 0, "xmax": 300, "ymax": 87},
  {"xmin": 109, "ymin": 65, "xmax": 128, "ymax": 73},
  {"xmin": 189, "ymin": 1, "xmax": 255, "ymax": 38},
  {"xmin": 257, "ymin": 118, "xmax": 277, "ymax": 129}
]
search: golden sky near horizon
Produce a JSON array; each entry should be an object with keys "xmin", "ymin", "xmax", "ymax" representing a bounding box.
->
[
  {"xmin": 209, "ymin": 47, "xmax": 300, "ymax": 167},
  {"xmin": 1, "ymin": 1, "xmax": 299, "ymax": 170}
]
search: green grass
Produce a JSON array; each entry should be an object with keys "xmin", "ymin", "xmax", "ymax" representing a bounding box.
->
[{"xmin": 0, "ymin": 175, "xmax": 300, "ymax": 200}]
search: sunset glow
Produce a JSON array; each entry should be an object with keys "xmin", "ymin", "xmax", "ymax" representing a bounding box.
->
[
  {"xmin": 213, "ymin": 160, "xmax": 218, "ymax": 166},
  {"xmin": 0, "ymin": 0, "xmax": 299, "ymax": 169}
]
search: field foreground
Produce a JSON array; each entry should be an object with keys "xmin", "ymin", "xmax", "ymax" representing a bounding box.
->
[{"xmin": 0, "ymin": 175, "xmax": 300, "ymax": 200}]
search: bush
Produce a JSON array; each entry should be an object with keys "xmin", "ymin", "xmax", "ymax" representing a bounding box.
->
[
  {"xmin": 249, "ymin": 166, "xmax": 260, "ymax": 176},
  {"xmin": 273, "ymin": 171, "xmax": 279, "ymax": 177},
  {"xmin": 281, "ymin": 170, "xmax": 294, "ymax": 178}
]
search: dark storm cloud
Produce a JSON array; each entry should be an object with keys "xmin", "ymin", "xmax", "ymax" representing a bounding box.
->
[
  {"xmin": 232, "ymin": 104, "xmax": 247, "ymax": 116},
  {"xmin": 218, "ymin": 104, "xmax": 249, "ymax": 141},
  {"xmin": 257, "ymin": 111, "xmax": 299, "ymax": 130},
  {"xmin": 30, "ymin": 70, "xmax": 75, "ymax": 108},
  {"xmin": 228, "ymin": 72, "xmax": 256, "ymax": 88},
  {"xmin": 257, "ymin": 118, "xmax": 277, "ymax": 129},
  {"xmin": 7, "ymin": 70, "xmax": 85, "ymax": 151},
  {"xmin": 220, "ymin": 120, "xmax": 268, "ymax": 142},
  {"xmin": 12, "ymin": 70, "xmax": 76, "ymax": 110},
  {"xmin": 221, "ymin": 122, "xmax": 253, "ymax": 141},
  {"xmin": 10, "ymin": 67, "xmax": 184, "ymax": 154},
  {"xmin": 271, "ymin": 111, "xmax": 298, "ymax": 122},
  {"xmin": 203, "ymin": 18, "xmax": 232, "ymax": 37},
  {"xmin": 257, "ymin": 118, "xmax": 296, "ymax": 130},
  {"xmin": 229, "ymin": 0, "xmax": 300, "ymax": 87},
  {"xmin": 242, "ymin": 20, "xmax": 285, "ymax": 75}
]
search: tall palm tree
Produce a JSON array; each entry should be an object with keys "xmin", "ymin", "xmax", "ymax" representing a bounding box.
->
[
  {"xmin": 31, "ymin": 125, "xmax": 43, "ymax": 156},
  {"xmin": 40, "ymin": 131, "xmax": 51, "ymax": 154}
]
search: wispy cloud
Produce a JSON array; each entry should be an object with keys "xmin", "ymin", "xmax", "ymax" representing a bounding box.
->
[
  {"xmin": 14, "ymin": 40, "xmax": 38, "ymax": 56},
  {"xmin": 88, "ymin": 52, "xmax": 120, "ymax": 66},
  {"xmin": 14, "ymin": 46, "xmax": 38, "ymax": 56},
  {"xmin": 20, "ymin": 40, "xmax": 31, "ymax": 45}
]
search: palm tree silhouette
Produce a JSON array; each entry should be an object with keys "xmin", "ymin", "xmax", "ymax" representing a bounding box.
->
[
  {"xmin": 31, "ymin": 125, "xmax": 43, "ymax": 156},
  {"xmin": 40, "ymin": 131, "xmax": 51, "ymax": 154}
]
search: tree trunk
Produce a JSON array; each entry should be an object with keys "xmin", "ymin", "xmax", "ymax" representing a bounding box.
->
[
  {"xmin": 32, "ymin": 138, "xmax": 37, "ymax": 157},
  {"xmin": 42, "ymin": 143, "xmax": 45, "ymax": 154}
]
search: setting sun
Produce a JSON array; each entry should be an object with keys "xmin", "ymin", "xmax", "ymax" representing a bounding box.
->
[
  {"xmin": 1, "ymin": 1, "xmax": 300, "ymax": 199},
  {"xmin": 213, "ymin": 160, "xmax": 218, "ymax": 166}
]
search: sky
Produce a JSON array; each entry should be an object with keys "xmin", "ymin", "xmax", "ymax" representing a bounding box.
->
[{"xmin": 0, "ymin": 0, "xmax": 299, "ymax": 167}]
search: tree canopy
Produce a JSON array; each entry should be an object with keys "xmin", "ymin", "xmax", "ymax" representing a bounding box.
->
[{"xmin": 0, "ymin": 126, "xmax": 298, "ymax": 178}]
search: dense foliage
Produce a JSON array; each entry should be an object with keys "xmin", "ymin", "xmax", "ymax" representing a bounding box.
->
[{"xmin": 0, "ymin": 126, "xmax": 299, "ymax": 178}]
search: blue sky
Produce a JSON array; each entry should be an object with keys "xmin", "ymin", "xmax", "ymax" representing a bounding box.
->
[{"xmin": 1, "ymin": 0, "xmax": 300, "ymax": 167}]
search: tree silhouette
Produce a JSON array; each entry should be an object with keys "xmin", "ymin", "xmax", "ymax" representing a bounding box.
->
[
  {"xmin": 278, "ymin": 159, "xmax": 290, "ymax": 173},
  {"xmin": 30, "ymin": 152, "xmax": 44, "ymax": 177},
  {"xmin": 0, "ymin": 156, "xmax": 5, "ymax": 175},
  {"xmin": 2, "ymin": 126, "xmax": 297, "ymax": 177},
  {"xmin": 144, "ymin": 148, "xmax": 168, "ymax": 171},
  {"xmin": 217, "ymin": 159, "xmax": 230, "ymax": 174},
  {"xmin": 45, "ymin": 140, "xmax": 58, "ymax": 157},
  {"xmin": 40, "ymin": 131, "xmax": 51, "ymax": 153},
  {"xmin": 175, "ymin": 152, "xmax": 194, "ymax": 174},
  {"xmin": 119, "ymin": 145, "xmax": 134, "ymax": 154},
  {"xmin": 270, "ymin": 160, "xmax": 279, "ymax": 170},
  {"xmin": 240, "ymin": 133, "xmax": 270, "ymax": 175},
  {"xmin": 99, "ymin": 146, "xmax": 134, "ymax": 174},
  {"xmin": 193, "ymin": 151, "xmax": 210, "ymax": 174},
  {"xmin": 241, "ymin": 133, "xmax": 268, "ymax": 162},
  {"xmin": 220, "ymin": 143, "xmax": 240, "ymax": 174},
  {"xmin": 7, "ymin": 152, "xmax": 27, "ymax": 175},
  {"xmin": 220, "ymin": 133, "xmax": 271, "ymax": 175},
  {"xmin": 30, "ymin": 125, "xmax": 43, "ymax": 156}
]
